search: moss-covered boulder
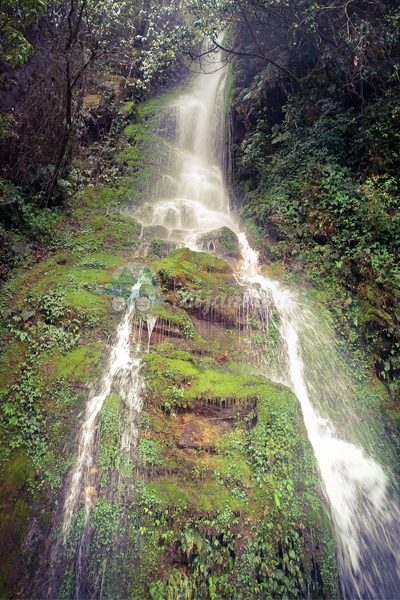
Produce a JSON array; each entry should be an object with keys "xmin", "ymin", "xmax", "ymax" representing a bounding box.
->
[{"xmin": 195, "ymin": 226, "xmax": 241, "ymax": 258}]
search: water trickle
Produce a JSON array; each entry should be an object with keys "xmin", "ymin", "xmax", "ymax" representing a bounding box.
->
[
  {"xmin": 236, "ymin": 234, "xmax": 400, "ymax": 599},
  {"xmin": 55, "ymin": 306, "xmax": 146, "ymax": 600},
  {"xmin": 146, "ymin": 315, "xmax": 158, "ymax": 353},
  {"xmin": 62, "ymin": 307, "xmax": 137, "ymax": 542}
]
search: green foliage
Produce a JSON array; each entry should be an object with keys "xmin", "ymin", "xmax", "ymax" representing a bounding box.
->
[
  {"xmin": 0, "ymin": 0, "xmax": 47, "ymax": 66},
  {"xmin": 0, "ymin": 113, "xmax": 18, "ymax": 139},
  {"xmin": 0, "ymin": 350, "xmax": 48, "ymax": 465},
  {"xmin": 138, "ymin": 440, "xmax": 162, "ymax": 467},
  {"xmin": 53, "ymin": 343, "xmax": 102, "ymax": 383},
  {"xmin": 98, "ymin": 394, "xmax": 121, "ymax": 482},
  {"xmin": 138, "ymin": 352, "xmax": 339, "ymax": 599},
  {"xmin": 238, "ymin": 88, "xmax": 400, "ymax": 390},
  {"xmin": 91, "ymin": 497, "xmax": 124, "ymax": 550}
]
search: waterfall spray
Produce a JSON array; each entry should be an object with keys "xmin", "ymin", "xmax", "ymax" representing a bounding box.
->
[{"xmin": 236, "ymin": 234, "xmax": 400, "ymax": 599}]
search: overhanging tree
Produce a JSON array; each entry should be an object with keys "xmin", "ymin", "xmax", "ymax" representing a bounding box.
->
[
  {"xmin": 140, "ymin": 0, "xmax": 400, "ymax": 100},
  {"xmin": 44, "ymin": 0, "xmax": 140, "ymax": 202}
]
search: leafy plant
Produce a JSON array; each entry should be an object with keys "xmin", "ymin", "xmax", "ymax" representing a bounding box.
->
[{"xmin": 138, "ymin": 439, "xmax": 162, "ymax": 467}]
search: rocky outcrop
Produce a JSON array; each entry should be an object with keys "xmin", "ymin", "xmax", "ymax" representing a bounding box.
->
[{"xmin": 194, "ymin": 226, "xmax": 241, "ymax": 258}]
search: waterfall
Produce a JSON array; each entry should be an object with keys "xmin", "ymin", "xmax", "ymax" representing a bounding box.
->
[
  {"xmin": 130, "ymin": 46, "xmax": 400, "ymax": 598},
  {"xmin": 62, "ymin": 307, "xmax": 137, "ymax": 542},
  {"xmin": 146, "ymin": 315, "xmax": 157, "ymax": 353},
  {"xmin": 48, "ymin": 43, "xmax": 400, "ymax": 599}
]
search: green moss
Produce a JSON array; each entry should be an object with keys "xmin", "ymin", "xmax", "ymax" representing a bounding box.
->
[
  {"xmin": 358, "ymin": 285, "xmax": 394, "ymax": 331},
  {"xmin": 306, "ymin": 499, "xmax": 333, "ymax": 536},
  {"xmin": 65, "ymin": 290, "xmax": 110, "ymax": 317},
  {"xmin": 2, "ymin": 449, "xmax": 35, "ymax": 492},
  {"xmin": 148, "ymin": 303, "xmax": 197, "ymax": 340},
  {"xmin": 71, "ymin": 213, "xmax": 141, "ymax": 252},
  {"xmin": 103, "ymin": 393, "xmax": 121, "ymax": 413},
  {"xmin": 146, "ymin": 477, "xmax": 247, "ymax": 512},
  {"xmin": 0, "ymin": 453, "xmax": 34, "ymax": 599},
  {"xmin": 120, "ymin": 101, "xmax": 136, "ymax": 119},
  {"xmin": 98, "ymin": 394, "xmax": 122, "ymax": 480},
  {"xmin": 136, "ymin": 88, "xmax": 185, "ymax": 118},
  {"xmin": 187, "ymin": 369, "xmax": 276, "ymax": 403},
  {"xmin": 223, "ymin": 360, "xmax": 264, "ymax": 376},
  {"xmin": 76, "ymin": 187, "xmax": 143, "ymax": 217},
  {"xmin": 118, "ymin": 145, "xmax": 141, "ymax": 167},
  {"xmin": 0, "ymin": 341, "xmax": 26, "ymax": 388},
  {"xmin": 155, "ymin": 343, "xmax": 177, "ymax": 354},
  {"xmin": 151, "ymin": 248, "xmax": 233, "ymax": 289},
  {"xmin": 11, "ymin": 498, "xmax": 30, "ymax": 541},
  {"xmin": 79, "ymin": 187, "xmax": 118, "ymax": 210},
  {"xmin": 144, "ymin": 346, "xmax": 291, "ymax": 411},
  {"xmin": 160, "ymin": 350, "xmax": 198, "ymax": 364},
  {"xmin": 52, "ymin": 343, "xmax": 102, "ymax": 382}
]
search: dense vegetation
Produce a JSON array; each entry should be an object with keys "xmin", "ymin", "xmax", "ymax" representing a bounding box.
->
[
  {"xmin": 2, "ymin": 0, "xmax": 400, "ymax": 392},
  {"xmin": 1, "ymin": 0, "xmax": 400, "ymax": 598}
]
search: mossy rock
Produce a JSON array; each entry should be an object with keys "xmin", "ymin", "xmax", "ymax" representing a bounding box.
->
[
  {"xmin": 133, "ymin": 364, "xmax": 340, "ymax": 599},
  {"xmin": 152, "ymin": 248, "xmax": 234, "ymax": 289},
  {"xmin": 358, "ymin": 284, "xmax": 394, "ymax": 331},
  {"xmin": 120, "ymin": 101, "xmax": 136, "ymax": 120},
  {"xmin": 77, "ymin": 187, "xmax": 142, "ymax": 216},
  {"xmin": 144, "ymin": 348, "xmax": 292, "ymax": 409},
  {"xmin": 136, "ymin": 88, "xmax": 186, "ymax": 119},
  {"xmin": 195, "ymin": 226, "xmax": 241, "ymax": 258},
  {"xmin": 147, "ymin": 477, "xmax": 248, "ymax": 512},
  {"xmin": 65, "ymin": 290, "xmax": 110, "ymax": 318},
  {"xmin": 141, "ymin": 226, "xmax": 169, "ymax": 242},
  {"xmin": 70, "ymin": 213, "xmax": 141, "ymax": 252},
  {"xmin": 83, "ymin": 94, "xmax": 103, "ymax": 110},
  {"xmin": 52, "ymin": 342, "xmax": 102, "ymax": 382},
  {"xmin": 1, "ymin": 449, "xmax": 35, "ymax": 495}
]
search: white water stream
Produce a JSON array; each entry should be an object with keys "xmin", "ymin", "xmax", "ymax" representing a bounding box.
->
[
  {"xmin": 62, "ymin": 308, "xmax": 144, "ymax": 543},
  {"xmin": 58, "ymin": 45, "xmax": 400, "ymax": 599},
  {"xmin": 236, "ymin": 237, "xmax": 400, "ymax": 599}
]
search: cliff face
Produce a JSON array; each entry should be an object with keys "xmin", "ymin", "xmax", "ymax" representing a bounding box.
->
[
  {"xmin": 0, "ymin": 92, "xmax": 339, "ymax": 598},
  {"xmin": 1, "ymin": 4, "xmax": 400, "ymax": 596}
]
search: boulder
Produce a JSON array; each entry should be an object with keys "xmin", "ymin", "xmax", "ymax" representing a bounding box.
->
[
  {"xmin": 141, "ymin": 225, "xmax": 169, "ymax": 241},
  {"xmin": 194, "ymin": 226, "xmax": 241, "ymax": 258},
  {"xmin": 11, "ymin": 241, "xmax": 32, "ymax": 256}
]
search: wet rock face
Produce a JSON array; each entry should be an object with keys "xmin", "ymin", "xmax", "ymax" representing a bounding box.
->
[
  {"xmin": 195, "ymin": 227, "xmax": 241, "ymax": 258},
  {"xmin": 23, "ymin": 518, "xmax": 44, "ymax": 553},
  {"xmin": 141, "ymin": 225, "xmax": 170, "ymax": 241}
]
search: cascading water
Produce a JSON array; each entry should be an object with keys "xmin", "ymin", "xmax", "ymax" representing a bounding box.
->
[
  {"xmin": 235, "ymin": 236, "xmax": 400, "ymax": 599},
  {"xmin": 62, "ymin": 307, "xmax": 143, "ymax": 542},
  {"xmin": 130, "ymin": 47, "xmax": 400, "ymax": 598},
  {"xmin": 44, "ymin": 44, "xmax": 400, "ymax": 599},
  {"xmin": 47, "ymin": 307, "xmax": 146, "ymax": 599},
  {"xmin": 131, "ymin": 50, "xmax": 238, "ymax": 240}
]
